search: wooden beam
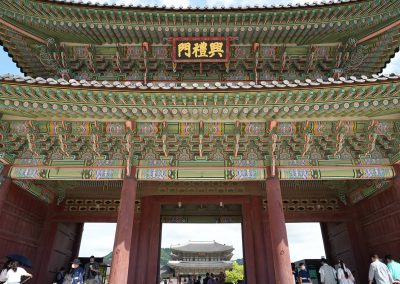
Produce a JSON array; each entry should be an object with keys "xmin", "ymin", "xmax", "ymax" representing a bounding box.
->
[
  {"xmin": 51, "ymin": 212, "xmax": 118, "ymax": 223},
  {"xmin": 0, "ymin": 18, "xmax": 47, "ymax": 44},
  {"xmin": 285, "ymin": 210, "xmax": 348, "ymax": 222},
  {"xmin": 357, "ymin": 19, "xmax": 400, "ymax": 44}
]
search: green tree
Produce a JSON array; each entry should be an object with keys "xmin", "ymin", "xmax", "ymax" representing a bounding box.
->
[
  {"xmin": 225, "ymin": 261, "xmax": 244, "ymax": 284},
  {"xmin": 159, "ymin": 248, "xmax": 172, "ymax": 267}
]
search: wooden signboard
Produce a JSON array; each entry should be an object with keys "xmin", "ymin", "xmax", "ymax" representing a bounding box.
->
[{"xmin": 170, "ymin": 37, "xmax": 231, "ymax": 63}]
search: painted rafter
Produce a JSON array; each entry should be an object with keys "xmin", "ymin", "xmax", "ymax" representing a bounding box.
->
[{"xmin": 0, "ymin": 74, "xmax": 399, "ymax": 121}]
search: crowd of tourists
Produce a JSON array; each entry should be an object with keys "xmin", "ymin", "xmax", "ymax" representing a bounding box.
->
[
  {"xmin": 0, "ymin": 255, "xmax": 99, "ymax": 284},
  {"xmin": 293, "ymin": 254, "xmax": 400, "ymax": 284},
  {"xmin": 2, "ymin": 253, "xmax": 400, "ymax": 284},
  {"xmin": 53, "ymin": 256, "xmax": 100, "ymax": 284},
  {"xmin": 178, "ymin": 272, "xmax": 232, "ymax": 284}
]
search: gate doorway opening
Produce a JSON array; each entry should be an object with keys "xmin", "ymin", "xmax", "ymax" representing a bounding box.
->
[
  {"xmin": 286, "ymin": 223, "xmax": 326, "ymax": 284},
  {"xmin": 159, "ymin": 203, "xmax": 245, "ymax": 284},
  {"xmin": 286, "ymin": 223, "xmax": 326, "ymax": 261},
  {"xmin": 78, "ymin": 223, "xmax": 117, "ymax": 283}
]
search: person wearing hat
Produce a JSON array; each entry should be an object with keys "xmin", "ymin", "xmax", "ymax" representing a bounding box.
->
[{"xmin": 70, "ymin": 259, "xmax": 84, "ymax": 284}]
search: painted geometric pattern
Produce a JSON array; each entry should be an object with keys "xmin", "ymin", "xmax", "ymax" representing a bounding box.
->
[
  {"xmin": 64, "ymin": 199, "xmax": 121, "ymax": 212},
  {"xmin": 227, "ymin": 160, "xmax": 265, "ymax": 180},
  {"xmin": 282, "ymin": 198, "xmax": 341, "ymax": 212},
  {"xmin": 10, "ymin": 167, "xmax": 125, "ymax": 180},
  {"xmin": 349, "ymin": 180, "xmax": 393, "ymax": 204},
  {"xmin": 279, "ymin": 166, "xmax": 395, "ymax": 180}
]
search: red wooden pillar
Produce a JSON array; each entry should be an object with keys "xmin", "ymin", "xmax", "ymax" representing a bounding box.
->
[
  {"xmin": 0, "ymin": 165, "xmax": 12, "ymax": 214},
  {"xmin": 146, "ymin": 198, "xmax": 161, "ymax": 284},
  {"xmin": 250, "ymin": 196, "xmax": 269, "ymax": 282},
  {"xmin": 109, "ymin": 169, "xmax": 137, "ymax": 284},
  {"xmin": 34, "ymin": 203, "xmax": 59, "ymax": 284},
  {"xmin": 242, "ymin": 198, "xmax": 257, "ymax": 284},
  {"xmin": 266, "ymin": 177, "xmax": 293, "ymax": 284},
  {"xmin": 345, "ymin": 213, "xmax": 369, "ymax": 283},
  {"xmin": 127, "ymin": 218, "xmax": 141, "ymax": 283},
  {"xmin": 394, "ymin": 164, "xmax": 400, "ymax": 198},
  {"xmin": 262, "ymin": 210, "xmax": 276, "ymax": 283},
  {"xmin": 135, "ymin": 196, "xmax": 153, "ymax": 284}
]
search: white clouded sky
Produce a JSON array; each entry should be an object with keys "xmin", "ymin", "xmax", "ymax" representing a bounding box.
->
[
  {"xmin": 79, "ymin": 222, "xmax": 326, "ymax": 262},
  {"xmin": 382, "ymin": 52, "xmax": 400, "ymax": 75},
  {"xmin": 79, "ymin": 223, "xmax": 117, "ymax": 257}
]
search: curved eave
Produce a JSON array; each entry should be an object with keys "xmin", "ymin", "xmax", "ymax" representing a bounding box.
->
[
  {"xmin": 170, "ymin": 250, "xmax": 234, "ymax": 255},
  {"xmin": 1, "ymin": 0, "xmax": 399, "ymax": 78},
  {"xmin": 18, "ymin": 0, "xmax": 371, "ymax": 12},
  {"xmin": 170, "ymin": 247, "xmax": 234, "ymax": 254},
  {"xmin": 167, "ymin": 261, "xmax": 233, "ymax": 269},
  {"xmin": 1, "ymin": 0, "xmax": 398, "ymax": 27},
  {"xmin": 0, "ymin": 74, "xmax": 399, "ymax": 122},
  {"xmin": 1, "ymin": 73, "xmax": 398, "ymax": 91}
]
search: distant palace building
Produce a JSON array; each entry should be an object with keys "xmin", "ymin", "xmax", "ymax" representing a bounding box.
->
[{"xmin": 168, "ymin": 241, "xmax": 234, "ymax": 277}]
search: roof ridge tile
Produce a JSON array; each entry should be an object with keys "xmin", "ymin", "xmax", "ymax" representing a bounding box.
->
[
  {"xmin": 0, "ymin": 73, "xmax": 398, "ymax": 90},
  {"xmin": 41, "ymin": 0, "xmax": 363, "ymax": 11}
]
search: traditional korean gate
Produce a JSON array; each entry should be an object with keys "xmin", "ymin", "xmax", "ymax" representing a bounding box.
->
[{"xmin": 123, "ymin": 195, "xmax": 276, "ymax": 284}]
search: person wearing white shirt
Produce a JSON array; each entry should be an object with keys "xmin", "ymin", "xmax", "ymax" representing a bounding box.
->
[
  {"xmin": 369, "ymin": 254, "xmax": 393, "ymax": 284},
  {"xmin": 319, "ymin": 258, "xmax": 337, "ymax": 284},
  {"xmin": 4, "ymin": 261, "xmax": 32, "ymax": 284},
  {"xmin": 337, "ymin": 260, "xmax": 355, "ymax": 284}
]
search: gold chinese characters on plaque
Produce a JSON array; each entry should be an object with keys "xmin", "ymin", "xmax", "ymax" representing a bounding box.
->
[{"xmin": 171, "ymin": 37, "xmax": 231, "ymax": 63}]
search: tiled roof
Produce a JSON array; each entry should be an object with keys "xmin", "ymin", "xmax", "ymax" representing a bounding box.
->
[
  {"xmin": 1, "ymin": 74, "xmax": 398, "ymax": 91},
  {"xmin": 168, "ymin": 261, "xmax": 233, "ymax": 269},
  {"xmin": 171, "ymin": 241, "xmax": 233, "ymax": 253},
  {"xmin": 43, "ymin": 0, "xmax": 360, "ymax": 11}
]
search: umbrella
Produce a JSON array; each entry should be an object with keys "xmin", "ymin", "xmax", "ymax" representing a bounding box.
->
[
  {"xmin": 21, "ymin": 276, "xmax": 32, "ymax": 284},
  {"xmin": 7, "ymin": 254, "xmax": 32, "ymax": 268}
]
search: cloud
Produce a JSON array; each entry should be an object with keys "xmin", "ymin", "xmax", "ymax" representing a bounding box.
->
[
  {"xmin": 79, "ymin": 223, "xmax": 117, "ymax": 257},
  {"xmin": 382, "ymin": 51, "xmax": 400, "ymax": 75},
  {"xmin": 287, "ymin": 223, "xmax": 326, "ymax": 262},
  {"xmin": 161, "ymin": 0, "xmax": 191, "ymax": 8}
]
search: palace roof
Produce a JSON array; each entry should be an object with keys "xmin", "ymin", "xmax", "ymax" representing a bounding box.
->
[
  {"xmin": 167, "ymin": 260, "xmax": 233, "ymax": 269},
  {"xmin": 11, "ymin": 0, "xmax": 385, "ymax": 10},
  {"xmin": 0, "ymin": 0, "xmax": 399, "ymax": 80},
  {"xmin": 0, "ymin": 73, "xmax": 398, "ymax": 121},
  {"xmin": 2, "ymin": 73, "xmax": 398, "ymax": 89},
  {"xmin": 171, "ymin": 241, "xmax": 234, "ymax": 253}
]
